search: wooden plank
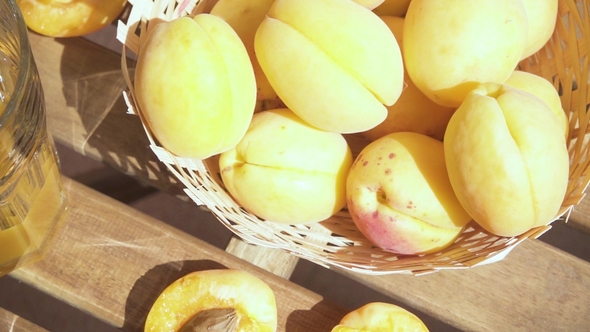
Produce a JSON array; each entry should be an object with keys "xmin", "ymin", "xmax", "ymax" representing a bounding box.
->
[
  {"xmin": 30, "ymin": 32, "xmax": 176, "ymax": 194},
  {"xmin": 338, "ymin": 239, "xmax": 590, "ymax": 332},
  {"xmin": 9, "ymin": 177, "xmax": 345, "ymax": 331},
  {"xmin": 569, "ymin": 196, "xmax": 590, "ymax": 234},
  {"xmin": 0, "ymin": 307, "xmax": 48, "ymax": 332},
  {"xmin": 29, "ymin": 29, "xmax": 301, "ymax": 279},
  {"xmin": 225, "ymin": 237, "xmax": 299, "ymax": 279}
]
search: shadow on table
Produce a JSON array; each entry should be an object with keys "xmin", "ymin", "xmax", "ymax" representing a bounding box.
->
[
  {"xmin": 122, "ymin": 260, "xmax": 347, "ymax": 332},
  {"xmin": 122, "ymin": 259, "xmax": 228, "ymax": 331},
  {"xmin": 290, "ymin": 259, "xmax": 462, "ymax": 332},
  {"xmin": 286, "ymin": 301, "xmax": 343, "ymax": 332},
  {"xmin": 0, "ymin": 274, "xmax": 119, "ymax": 332},
  {"xmin": 54, "ymin": 36, "xmax": 187, "ymax": 201}
]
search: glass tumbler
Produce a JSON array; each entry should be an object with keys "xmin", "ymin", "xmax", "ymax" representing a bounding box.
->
[{"xmin": 0, "ymin": 0, "xmax": 67, "ymax": 277}]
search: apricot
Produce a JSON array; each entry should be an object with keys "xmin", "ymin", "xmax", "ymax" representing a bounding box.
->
[
  {"xmin": 134, "ymin": 15, "xmax": 256, "ymax": 159},
  {"xmin": 17, "ymin": 0, "xmax": 126, "ymax": 37},
  {"xmin": 520, "ymin": 0, "xmax": 558, "ymax": 59},
  {"xmin": 503, "ymin": 70, "xmax": 568, "ymax": 138},
  {"xmin": 346, "ymin": 132, "xmax": 471, "ymax": 255},
  {"xmin": 210, "ymin": 0, "xmax": 279, "ymax": 103},
  {"xmin": 362, "ymin": 16, "xmax": 455, "ymax": 142},
  {"xmin": 403, "ymin": 0, "xmax": 528, "ymax": 107},
  {"xmin": 353, "ymin": 0, "xmax": 385, "ymax": 10},
  {"xmin": 255, "ymin": 0, "xmax": 404, "ymax": 133},
  {"xmin": 444, "ymin": 83, "xmax": 569, "ymax": 237},
  {"xmin": 144, "ymin": 269, "xmax": 277, "ymax": 331},
  {"xmin": 219, "ymin": 108, "xmax": 352, "ymax": 224},
  {"xmin": 332, "ymin": 302, "xmax": 429, "ymax": 332}
]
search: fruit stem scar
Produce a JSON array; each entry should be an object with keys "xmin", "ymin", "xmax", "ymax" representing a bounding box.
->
[{"xmin": 376, "ymin": 188, "xmax": 387, "ymax": 204}]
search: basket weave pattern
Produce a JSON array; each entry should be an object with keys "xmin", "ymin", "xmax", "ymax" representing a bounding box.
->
[{"xmin": 117, "ymin": 0, "xmax": 590, "ymax": 275}]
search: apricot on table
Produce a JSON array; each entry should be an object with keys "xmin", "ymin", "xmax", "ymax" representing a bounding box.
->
[
  {"xmin": 17, "ymin": 0, "xmax": 127, "ymax": 37},
  {"xmin": 331, "ymin": 302, "xmax": 429, "ymax": 331},
  {"xmin": 144, "ymin": 269, "xmax": 277, "ymax": 332}
]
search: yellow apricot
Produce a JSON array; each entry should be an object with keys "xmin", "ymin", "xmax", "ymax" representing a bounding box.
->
[
  {"xmin": 134, "ymin": 15, "xmax": 256, "ymax": 159},
  {"xmin": 520, "ymin": 0, "xmax": 558, "ymax": 59},
  {"xmin": 353, "ymin": 0, "xmax": 385, "ymax": 10},
  {"xmin": 144, "ymin": 269, "xmax": 277, "ymax": 332},
  {"xmin": 403, "ymin": 0, "xmax": 528, "ymax": 108},
  {"xmin": 219, "ymin": 109, "xmax": 352, "ymax": 224},
  {"xmin": 210, "ymin": 0, "xmax": 279, "ymax": 103},
  {"xmin": 255, "ymin": 0, "xmax": 404, "ymax": 133},
  {"xmin": 504, "ymin": 70, "xmax": 568, "ymax": 139},
  {"xmin": 444, "ymin": 83, "xmax": 569, "ymax": 237},
  {"xmin": 332, "ymin": 302, "xmax": 429, "ymax": 331}
]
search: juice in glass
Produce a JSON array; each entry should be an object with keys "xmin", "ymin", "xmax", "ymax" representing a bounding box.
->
[{"xmin": 0, "ymin": 0, "xmax": 67, "ymax": 277}]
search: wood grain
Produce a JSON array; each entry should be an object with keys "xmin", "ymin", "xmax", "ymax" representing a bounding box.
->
[
  {"xmin": 9, "ymin": 177, "xmax": 345, "ymax": 332},
  {"xmin": 0, "ymin": 307, "xmax": 48, "ymax": 332},
  {"xmin": 340, "ymin": 239, "xmax": 590, "ymax": 332},
  {"xmin": 30, "ymin": 33, "xmax": 177, "ymax": 195},
  {"xmin": 225, "ymin": 237, "xmax": 299, "ymax": 279}
]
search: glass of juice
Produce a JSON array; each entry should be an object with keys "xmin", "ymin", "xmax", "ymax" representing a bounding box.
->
[{"xmin": 0, "ymin": 0, "xmax": 68, "ymax": 277}]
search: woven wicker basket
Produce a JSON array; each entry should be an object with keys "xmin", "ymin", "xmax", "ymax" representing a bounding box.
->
[{"xmin": 116, "ymin": 0, "xmax": 590, "ymax": 275}]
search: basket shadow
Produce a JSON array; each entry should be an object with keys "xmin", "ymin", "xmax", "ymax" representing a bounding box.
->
[
  {"xmin": 53, "ymin": 35, "xmax": 187, "ymax": 200},
  {"xmin": 121, "ymin": 259, "xmax": 228, "ymax": 331}
]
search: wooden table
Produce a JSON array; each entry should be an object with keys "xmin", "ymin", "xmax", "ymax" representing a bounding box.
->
[
  {"xmin": 6, "ymin": 177, "xmax": 345, "ymax": 331},
  {"xmin": 1, "ymin": 29, "xmax": 588, "ymax": 331}
]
